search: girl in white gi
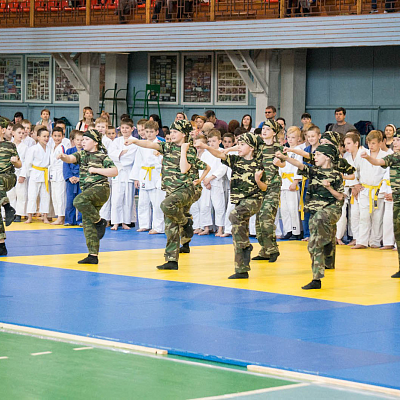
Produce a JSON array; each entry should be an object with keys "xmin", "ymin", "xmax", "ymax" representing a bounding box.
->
[
  {"xmin": 197, "ymin": 130, "xmax": 227, "ymax": 236},
  {"xmin": 352, "ymin": 130, "xmax": 387, "ymax": 249},
  {"xmin": 49, "ymin": 127, "xmax": 67, "ymax": 225},
  {"xmin": 131, "ymin": 120, "xmax": 165, "ymax": 234},
  {"xmin": 109, "ymin": 118, "xmax": 137, "ymax": 230},
  {"xmin": 8, "ymin": 124, "xmax": 28, "ymax": 222},
  {"xmin": 279, "ymin": 127, "xmax": 303, "ymax": 240},
  {"xmin": 23, "ymin": 128, "xmax": 51, "ymax": 224}
]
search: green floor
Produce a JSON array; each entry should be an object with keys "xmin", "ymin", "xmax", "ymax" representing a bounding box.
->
[{"xmin": 0, "ymin": 332, "xmax": 293, "ymax": 399}]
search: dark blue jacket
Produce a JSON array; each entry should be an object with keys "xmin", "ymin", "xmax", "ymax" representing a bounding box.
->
[{"xmin": 63, "ymin": 146, "xmax": 80, "ymax": 180}]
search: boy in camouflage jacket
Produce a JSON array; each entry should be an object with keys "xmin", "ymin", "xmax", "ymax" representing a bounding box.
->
[
  {"xmin": 276, "ymin": 144, "xmax": 344, "ymax": 289},
  {"xmin": 58, "ymin": 129, "xmax": 118, "ymax": 264},
  {"xmin": 0, "ymin": 118, "xmax": 21, "ymax": 255},
  {"xmin": 360, "ymin": 131, "xmax": 400, "ymax": 278},
  {"xmin": 195, "ymin": 132, "xmax": 267, "ymax": 279},
  {"xmin": 126, "ymin": 120, "xmax": 208, "ymax": 270}
]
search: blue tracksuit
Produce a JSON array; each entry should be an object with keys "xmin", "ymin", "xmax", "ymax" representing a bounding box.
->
[{"xmin": 63, "ymin": 146, "xmax": 82, "ymax": 225}]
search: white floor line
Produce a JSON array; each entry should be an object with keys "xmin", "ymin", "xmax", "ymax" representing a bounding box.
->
[
  {"xmin": 31, "ymin": 351, "xmax": 52, "ymax": 356},
  {"xmin": 247, "ymin": 365, "xmax": 400, "ymax": 398},
  {"xmin": 73, "ymin": 347, "xmax": 93, "ymax": 351},
  {"xmin": 0, "ymin": 322, "xmax": 167, "ymax": 355},
  {"xmin": 191, "ymin": 383, "xmax": 310, "ymax": 399},
  {"xmin": 0, "ymin": 356, "xmax": 8, "ymax": 360}
]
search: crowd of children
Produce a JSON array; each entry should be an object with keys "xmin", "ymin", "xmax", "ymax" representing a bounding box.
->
[{"xmin": 0, "ymin": 108, "xmax": 399, "ymax": 288}]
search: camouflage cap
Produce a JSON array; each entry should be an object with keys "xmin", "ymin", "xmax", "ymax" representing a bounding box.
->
[
  {"xmin": 0, "ymin": 116, "xmax": 11, "ymax": 129},
  {"xmin": 394, "ymin": 127, "xmax": 400, "ymax": 139},
  {"xmin": 169, "ymin": 119, "xmax": 193, "ymax": 136},
  {"xmin": 239, "ymin": 132, "xmax": 264, "ymax": 160},
  {"xmin": 316, "ymin": 143, "xmax": 338, "ymax": 162},
  {"xmin": 321, "ymin": 131, "xmax": 341, "ymax": 148},
  {"xmin": 83, "ymin": 129, "xmax": 107, "ymax": 153},
  {"xmin": 262, "ymin": 119, "xmax": 281, "ymax": 134}
]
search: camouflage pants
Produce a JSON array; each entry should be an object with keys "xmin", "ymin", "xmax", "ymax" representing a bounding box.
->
[
  {"xmin": 393, "ymin": 201, "xmax": 400, "ymax": 268},
  {"xmin": 161, "ymin": 185, "xmax": 195, "ymax": 262},
  {"xmin": 181, "ymin": 184, "xmax": 201, "ymax": 246},
  {"xmin": 230, "ymin": 197, "xmax": 262, "ymax": 273},
  {"xmin": 74, "ymin": 184, "xmax": 110, "ymax": 255},
  {"xmin": 308, "ymin": 204, "xmax": 341, "ymax": 280},
  {"xmin": 0, "ymin": 173, "xmax": 16, "ymax": 240},
  {"xmin": 256, "ymin": 185, "xmax": 280, "ymax": 257}
]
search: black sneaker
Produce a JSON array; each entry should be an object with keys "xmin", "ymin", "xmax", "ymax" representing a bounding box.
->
[
  {"xmin": 268, "ymin": 252, "xmax": 280, "ymax": 263},
  {"xmin": 14, "ymin": 215, "xmax": 21, "ymax": 222},
  {"xmin": 228, "ymin": 272, "xmax": 249, "ymax": 279},
  {"xmin": 182, "ymin": 218, "xmax": 194, "ymax": 239},
  {"xmin": 78, "ymin": 254, "xmax": 98, "ymax": 264},
  {"xmin": 302, "ymin": 279, "xmax": 321, "ymax": 290},
  {"xmin": 179, "ymin": 243, "xmax": 190, "ymax": 253},
  {"xmin": 290, "ymin": 234, "xmax": 303, "ymax": 240},
  {"xmin": 281, "ymin": 232, "xmax": 292, "ymax": 240},
  {"xmin": 4, "ymin": 204, "xmax": 15, "ymax": 227},
  {"xmin": 0, "ymin": 243, "xmax": 7, "ymax": 256},
  {"xmin": 391, "ymin": 270, "xmax": 400, "ymax": 278},
  {"xmin": 157, "ymin": 261, "xmax": 178, "ymax": 270},
  {"xmin": 252, "ymin": 255, "xmax": 269, "ymax": 261},
  {"xmin": 95, "ymin": 218, "xmax": 107, "ymax": 240}
]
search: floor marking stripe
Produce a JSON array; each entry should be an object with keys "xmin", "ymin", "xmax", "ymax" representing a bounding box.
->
[
  {"xmin": 190, "ymin": 383, "xmax": 310, "ymax": 399},
  {"xmin": 73, "ymin": 347, "xmax": 93, "ymax": 351},
  {"xmin": 247, "ymin": 365, "xmax": 400, "ymax": 397},
  {"xmin": 0, "ymin": 356, "xmax": 8, "ymax": 360},
  {"xmin": 0, "ymin": 322, "xmax": 168, "ymax": 355},
  {"xmin": 31, "ymin": 351, "xmax": 52, "ymax": 356}
]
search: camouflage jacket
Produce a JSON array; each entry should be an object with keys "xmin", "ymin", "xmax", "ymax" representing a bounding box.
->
[
  {"xmin": 222, "ymin": 154, "xmax": 264, "ymax": 204},
  {"xmin": 159, "ymin": 142, "xmax": 200, "ymax": 195},
  {"xmin": 261, "ymin": 142, "xmax": 283, "ymax": 188},
  {"xmin": 308, "ymin": 152, "xmax": 355, "ymax": 175},
  {"xmin": 383, "ymin": 152, "xmax": 400, "ymax": 199},
  {"xmin": 72, "ymin": 150, "xmax": 115, "ymax": 191},
  {"xmin": 298, "ymin": 165, "xmax": 344, "ymax": 213},
  {"xmin": 0, "ymin": 141, "xmax": 18, "ymax": 175}
]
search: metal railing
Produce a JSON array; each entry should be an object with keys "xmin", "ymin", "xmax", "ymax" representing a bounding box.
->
[{"xmin": 0, "ymin": 0, "xmax": 397, "ymax": 27}]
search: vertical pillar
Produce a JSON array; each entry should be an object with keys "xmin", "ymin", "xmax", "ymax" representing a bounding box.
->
[
  {"xmin": 105, "ymin": 53, "xmax": 129, "ymax": 123},
  {"xmin": 280, "ymin": 49, "xmax": 307, "ymax": 127},
  {"xmin": 79, "ymin": 53, "xmax": 100, "ymax": 119},
  {"xmin": 254, "ymin": 50, "xmax": 280, "ymax": 126}
]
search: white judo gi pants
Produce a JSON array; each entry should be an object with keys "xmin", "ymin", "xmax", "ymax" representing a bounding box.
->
[
  {"xmin": 27, "ymin": 181, "xmax": 50, "ymax": 214},
  {"xmin": 199, "ymin": 186, "xmax": 225, "ymax": 227},
  {"xmin": 50, "ymin": 181, "xmax": 66, "ymax": 217},
  {"xmin": 8, "ymin": 179, "xmax": 27, "ymax": 216},
  {"xmin": 111, "ymin": 179, "xmax": 136, "ymax": 225},
  {"xmin": 357, "ymin": 188, "xmax": 384, "ymax": 247},
  {"xmin": 137, "ymin": 188, "xmax": 165, "ymax": 233},
  {"xmin": 383, "ymin": 200, "xmax": 395, "ymax": 247},
  {"xmin": 280, "ymin": 190, "xmax": 301, "ymax": 235}
]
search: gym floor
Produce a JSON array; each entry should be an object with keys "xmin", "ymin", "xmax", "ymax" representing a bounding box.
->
[{"xmin": 1, "ymin": 221, "xmax": 400, "ymax": 399}]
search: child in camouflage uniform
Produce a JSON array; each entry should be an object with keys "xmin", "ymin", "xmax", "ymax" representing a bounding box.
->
[
  {"xmin": 0, "ymin": 118, "xmax": 21, "ymax": 255},
  {"xmin": 126, "ymin": 120, "xmax": 207, "ymax": 270},
  {"xmin": 360, "ymin": 131, "xmax": 400, "ymax": 278},
  {"xmin": 58, "ymin": 129, "xmax": 118, "ymax": 265},
  {"xmin": 253, "ymin": 119, "xmax": 285, "ymax": 263},
  {"xmin": 195, "ymin": 132, "xmax": 267, "ymax": 279},
  {"xmin": 276, "ymin": 144, "xmax": 344, "ymax": 289}
]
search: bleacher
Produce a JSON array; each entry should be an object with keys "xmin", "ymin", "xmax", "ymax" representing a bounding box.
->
[{"xmin": 0, "ymin": 0, "xmax": 398, "ymax": 28}]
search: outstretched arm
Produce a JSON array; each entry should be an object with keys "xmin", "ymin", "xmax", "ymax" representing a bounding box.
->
[
  {"xmin": 275, "ymin": 151, "xmax": 305, "ymax": 170},
  {"xmin": 88, "ymin": 166, "xmax": 118, "ymax": 178},
  {"xmin": 322, "ymin": 180, "xmax": 344, "ymax": 201},
  {"xmin": 360, "ymin": 151, "xmax": 385, "ymax": 166},
  {"xmin": 285, "ymin": 147, "xmax": 311, "ymax": 159},
  {"xmin": 125, "ymin": 137, "xmax": 162, "ymax": 152},
  {"xmin": 58, "ymin": 153, "xmax": 78, "ymax": 164},
  {"xmin": 195, "ymin": 141, "xmax": 227, "ymax": 160}
]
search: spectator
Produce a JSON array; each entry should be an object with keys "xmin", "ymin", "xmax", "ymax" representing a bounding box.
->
[
  {"xmin": 385, "ymin": 124, "xmax": 396, "ymax": 148},
  {"xmin": 13, "ymin": 112, "xmax": 24, "ymax": 124},
  {"xmin": 241, "ymin": 114, "xmax": 253, "ymax": 132},
  {"xmin": 228, "ymin": 120, "xmax": 240, "ymax": 134},
  {"xmin": 257, "ymin": 106, "xmax": 277, "ymax": 128},
  {"xmin": 149, "ymin": 114, "xmax": 164, "ymax": 137},
  {"xmin": 276, "ymin": 117, "xmax": 286, "ymax": 134},
  {"xmin": 205, "ymin": 110, "xmax": 228, "ymax": 133},
  {"xmin": 300, "ymin": 113, "xmax": 312, "ymax": 129},
  {"xmin": 330, "ymin": 107, "xmax": 356, "ymax": 135}
]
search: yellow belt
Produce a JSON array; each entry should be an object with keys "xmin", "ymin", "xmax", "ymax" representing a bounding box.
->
[
  {"xmin": 141, "ymin": 166, "xmax": 155, "ymax": 181},
  {"xmin": 32, "ymin": 165, "xmax": 49, "ymax": 192},
  {"xmin": 362, "ymin": 183, "xmax": 382, "ymax": 213},
  {"xmin": 299, "ymin": 175, "xmax": 307, "ymax": 220}
]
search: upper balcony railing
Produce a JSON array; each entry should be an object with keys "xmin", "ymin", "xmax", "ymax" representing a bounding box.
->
[{"xmin": 0, "ymin": 0, "xmax": 398, "ymax": 28}]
